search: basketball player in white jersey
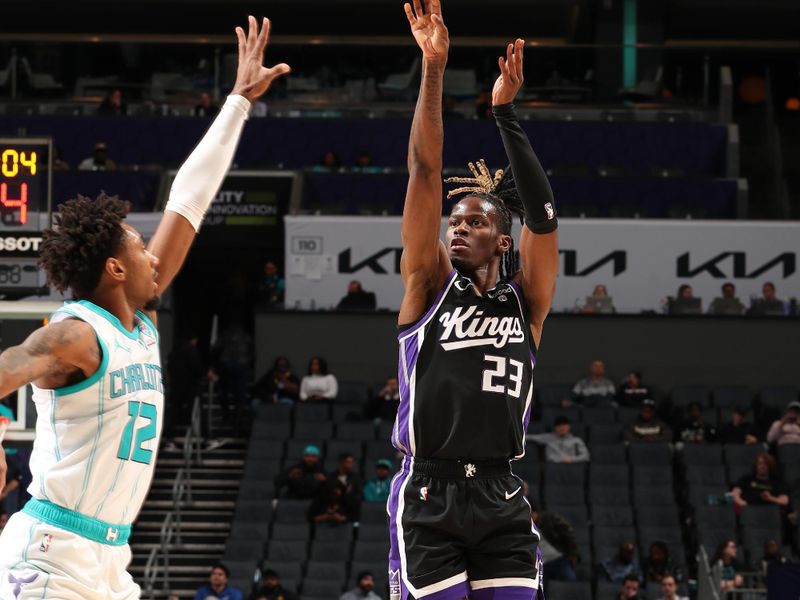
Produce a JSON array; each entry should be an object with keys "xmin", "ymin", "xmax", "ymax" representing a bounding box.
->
[{"xmin": 0, "ymin": 17, "xmax": 289, "ymax": 599}]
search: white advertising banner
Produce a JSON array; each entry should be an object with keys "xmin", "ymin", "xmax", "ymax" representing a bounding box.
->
[{"xmin": 285, "ymin": 216, "xmax": 800, "ymax": 313}]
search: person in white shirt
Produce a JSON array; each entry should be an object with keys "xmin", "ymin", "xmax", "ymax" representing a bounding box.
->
[
  {"xmin": 658, "ymin": 575, "xmax": 688, "ymax": 600},
  {"xmin": 528, "ymin": 416, "xmax": 590, "ymax": 463},
  {"xmin": 299, "ymin": 356, "xmax": 338, "ymax": 401}
]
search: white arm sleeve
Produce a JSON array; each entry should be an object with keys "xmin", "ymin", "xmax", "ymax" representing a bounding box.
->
[{"xmin": 165, "ymin": 94, "xmax": 251, "ymax": 231}]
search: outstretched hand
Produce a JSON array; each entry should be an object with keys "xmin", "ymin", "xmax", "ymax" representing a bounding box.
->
[
  {"xmin": 231, "ymin": 16, "xmax": 291, "ymax": 103},
  {"xmin": 404, "ymin": 0, "xmax": 449, "ymax": 64},
  {"xmin": 492, "ymin": 38, "xmax": 525, "ymax": 106}
]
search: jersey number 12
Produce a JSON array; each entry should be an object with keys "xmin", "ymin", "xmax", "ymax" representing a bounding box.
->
[
  {"xmin": 117, "ymin": 401, "xmax": 157, "ymax": 464},
  {"xmin": 482, "ymin": 354, "xmax": 523, "ymax": 398}
]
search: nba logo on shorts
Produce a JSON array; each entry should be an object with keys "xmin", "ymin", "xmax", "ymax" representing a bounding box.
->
[
  {"xmin": 389, "ymin": 568, "xmax": 401, "ymax": 600},
  {"xmin": 39, "ymin": 534, "xmax": 53, "ymax": 553},
  {"xmin": 419, "ymin": 486, "xmax": 429, "ymax": 502},
  {"xmin": 544, "ymin": 203, "xmax": 554, "ymax": 220}
]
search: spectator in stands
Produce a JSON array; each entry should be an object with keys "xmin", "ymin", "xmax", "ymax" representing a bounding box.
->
[
  {"xmin": 643, "ymin": 541, "xmax": 685, "ymax": 585},
  {"xmin": 668, "ymin": 284, "xmax": 701, "ymax": 315},
  {"xmin": 618, "ymin": 371, "xmax": 651, "ymax": 407},
  {"xmin": 308, "ymin": 479, "xmax": 359, "ymax": 524},
  {"xmin": 475, "ymin": 89, "xmax": 492, "ymax": 119},
  {"xmin": 339, "ymin": 571, "xmax": 382, "ymax": 600},
  {"xmin": 253, "ymin": 356, "xmax": 300, "ymax": 405},
  {"xmin": 251, "ymin": 568, "xmax": 299, "ymax": 600},
  {"xmin": 617, "ymin": 575, "xmax": 642, "ymax": 600},
  {"xmin": 677, "ymin": 401, "xmax": 717, "ymax": 444},
  {"xmin": 718, "ymin": 406, "xmax": 759, "ymax": 445},
  {"xmin": 759, "ymin": 539, "xmax": 789, "ymax": 574},
  {"xmin": 78, "ymin": 141, "xmax": 117, "ymax": 171},
  {"xmin": 353, "ymin": 151, "xmax": 380, "ymax": 173},
  {"xmin": 766, "ymin": 401, "xmax": 800, "ymax": 445},
  {"xmin": 708, "ymin": 282, "xmax": 745, "ymax": 316},
  {"xmin": 624, "ymin": 399, "xmax": 672, "ymax": 443},
  {"xmin": 53, "ymin": 146, "xmax": 70, "ymax": 171},
  {"xmin": 711, "ymin": 540, "xmax": 744, "ymax": 592},
  {"xmin": 601, "ymin": 541, "xmax": 642, "ymax": 583},
  {"xmin": 275, "ymin": 444, "xmax": 326, "ymax": 499},
  {"xmin": 97, "ymin": 88, "xmax": 128, "ymax": 116},
  {"xmin": 749, "ymin": 282, "xmax": 788, "ymax": 316},
  {"xmin": 337, "ymin": 280, "xmax": 377, "ymax": 311},
  {"xmin": 330, "ymin": 453, "xmax": 363, "ymax": 507},
  {"xmin": 318, "ymin": 150, "xmax": 340, "ymax": 169},
  {"xmin": 528, "ymin": 416, "xmax": 590, "ymax": 464},
  {"xmin": 299, "ymin": 356, "xmax": 338, "ymax": 402},
  {"xmin": 729, "ymin": 452, "xmax": 790, "ymax": 509},
  {"xmin": 194, "ymin": 92, "xmax": 219, "ymax": 117},
  {"xmin": 367, "ymin": 376, "xmax": 400, "ymax": 421},
  {"xmin": 1, "ymin": 452, "xmax": 21, "ymax": 513},
  {"xmin": 363, "ymin": 459, "xmax": 393, "ymax": 503},
  {"xmin": 571, "ymin": 360, "xmax": 616, "ymax": 406},
  {"xmin": 657, "ymin": 575, "xmax": 688, "ymax": 600},
  {"xmin": 256, "ymin": 261, "xmax": 285, "ymax": 309},
  {"xmin": 194, "ymin": 563, "xmax": 243, "ymax": 600},
  {"xmin": 529, "ymin": 503, "xmax": 580, "ymax": 584},
  {"xmin": 582, "ymin": 284, "xmax": 615, "ymax": 314}
]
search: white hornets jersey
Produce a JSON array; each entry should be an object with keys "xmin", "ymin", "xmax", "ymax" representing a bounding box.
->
[{"xmin": 27, "ymin": 300, "xmax": 164, "ymax": 526}]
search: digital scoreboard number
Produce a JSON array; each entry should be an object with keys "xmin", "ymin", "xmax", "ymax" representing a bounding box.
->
[{"xmin": 0, "ymin": 138, "xmax": 52, "ymax": 296}]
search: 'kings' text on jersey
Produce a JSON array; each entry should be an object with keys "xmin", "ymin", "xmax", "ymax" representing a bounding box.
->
[{"xmin": 393, "ymin": 270, "xmax": 536, "ymax": 460}]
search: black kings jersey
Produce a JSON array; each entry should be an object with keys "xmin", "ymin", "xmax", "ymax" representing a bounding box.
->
[{"xmin": 392, "ymin": 269, "xmax": 536, "ymax": 461}]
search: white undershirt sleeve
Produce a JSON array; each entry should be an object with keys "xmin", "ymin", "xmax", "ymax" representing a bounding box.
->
[{"xmin": 165, "ymin": 94, "xmax": 251, "ymax": 231}]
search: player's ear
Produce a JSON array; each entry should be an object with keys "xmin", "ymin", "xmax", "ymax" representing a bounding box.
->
[
  {"xmin": 497, "ymin": 233, "xmax": 511, "ymax": 254},
  {"xmin": 106, "ymin": 256, "xmax": 126, "ymax": 282}
]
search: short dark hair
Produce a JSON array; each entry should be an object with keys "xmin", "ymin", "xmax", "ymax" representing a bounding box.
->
[
  {"xmin": 622, "ymin": 575, "xmax": 639, "ymax": 585},
  {"xmin": 262, "ymin": 569, "xmax": 278, "ymax": 578},
  {"xmin": 764, "ymin": 281, "xmax": 775, "ymax": 291},
  {"xmin": 211, "ymin": 562, "xmax": 230, "ymax": 578},
  {"xmin": 722, "ymin": 282, "xmax": 735, "ymax": 291},
  {"xmin": 357, "ymin": 571, "xmax": 374, "ymax": 581},
  {"xmin": 39, "ymin": 193, "xmax": 130, "ymax": 298},
  {"xmin": 339, "ymin": 453, "xmax": 354, "ymax": 462}
]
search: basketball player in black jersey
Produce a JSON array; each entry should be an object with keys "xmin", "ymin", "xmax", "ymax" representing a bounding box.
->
[{"xmin": 387, "ymin": 2, "xmax": 559, "ymax": 599}]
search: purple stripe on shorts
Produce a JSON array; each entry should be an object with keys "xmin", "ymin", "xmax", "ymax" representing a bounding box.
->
[
  {"xmin": 388, "ymin": 456, "xmax": 412, "ymax": 600},
  {"xmin": 470, "ymin": 586, "xmax": 537, "ymax": 600}
]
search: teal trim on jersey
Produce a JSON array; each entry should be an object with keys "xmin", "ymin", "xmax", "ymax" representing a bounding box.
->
[
  {"xmin": 53, "ymin": 334, "xmax": 109, "ymax": 398},
  {"xmin": 135, "ymin": 310, "xmax": 159, "ymax": 342},
  {"xmin": 75, "ymin": 375, "xmax": 105, "ymax": 512},
  {"xmin": 75, "ymin": 300, "xmax": 140, "ymax": 340},
  {"xmin": 22, "ymin": 519, "xmax": 37, "ymax": 563},
  {"xmin": 22, "ymin": 499, "xmax": 131, "ymax": 546}
]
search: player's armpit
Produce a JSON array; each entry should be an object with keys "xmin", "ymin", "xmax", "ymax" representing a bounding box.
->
[
  {"xmin": 0, "ymin": 319, "xmax": 99, "ymax": 397},
  {"xmin": 516, "ymin": 227, "xmax": 559, "ymax": 347}
]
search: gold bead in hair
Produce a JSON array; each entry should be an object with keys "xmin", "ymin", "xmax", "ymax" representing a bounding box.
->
[{"xmin": 444, "ymin": 159, "xmax": 504, "ymax": 199}]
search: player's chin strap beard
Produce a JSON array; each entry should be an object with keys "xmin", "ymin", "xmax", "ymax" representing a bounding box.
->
[{"xmin": 143, "ymin": 296, "xmax": 161, "ymax": 312}]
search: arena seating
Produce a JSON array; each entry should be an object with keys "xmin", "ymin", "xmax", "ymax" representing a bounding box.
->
[{"xmin": 222, "ymin": 382, "xmax": 800, "ymax": 599}]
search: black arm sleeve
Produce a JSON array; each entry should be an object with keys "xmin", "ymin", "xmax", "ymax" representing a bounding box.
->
[{"xmin": 492, "ymin": 102, "xmax": 558, "ymax": 234}]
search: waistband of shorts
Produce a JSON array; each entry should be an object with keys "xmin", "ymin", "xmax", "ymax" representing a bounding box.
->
[
  {"xmin": 410, "ymin": 457, "xmax": 511, "ymax": 479},
  {"xmin": 22, "ymin": 498, "xmax": 131, "ymax": 546}
]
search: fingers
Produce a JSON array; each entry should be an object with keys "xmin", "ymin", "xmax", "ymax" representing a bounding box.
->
[
  {"xmin": 413, "ymin": 0, "xmax": 424, "ymax": 19},
  {"xmin": 404, "ymin": 3, "xmax": 416, "ymax": 26},
  {"xmin": 235, "ymin": 26, "xmax": 246, "ymax": 63},
  {"xmin": 431, "ymin": 12, "xmax": 447, "ymax": 33},
  {"xmin": 506, "ymin": 43, "xmax": 514, "ymax": 76},
  {"xmin": 247, "ymin": 15, "xmax": 257, "ymax": 52},
  {"xmin": 256, "ymin": 17, "xmax": 271, "ymax": 55},
  {"xmin": 515, "ymin": 38, "xmax": 525, "ymax": 80},
  {"xmin": 267, "ymin": 63, "xmax": 292, "ymax": 79},
  {"xmin": 430, "ymin": 0, "xmax": 442, "ymax": 16}
]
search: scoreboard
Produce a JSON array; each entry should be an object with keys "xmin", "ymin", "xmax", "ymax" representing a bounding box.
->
[{"xmin": 0, "ymin": 138, "xmax": 52, "ymax": 296}]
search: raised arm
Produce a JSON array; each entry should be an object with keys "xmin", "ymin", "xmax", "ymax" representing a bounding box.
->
[
  {"xmin": 492, "ymin": 40, "xmax": 559, "ymax": 347},
  {"xmin": 398, "ymin": 0, "xmax": 452, "ymax": 325},
  {"xmin": 147, "ymin": 16, "xmax": 290, "ymax": 297}
]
